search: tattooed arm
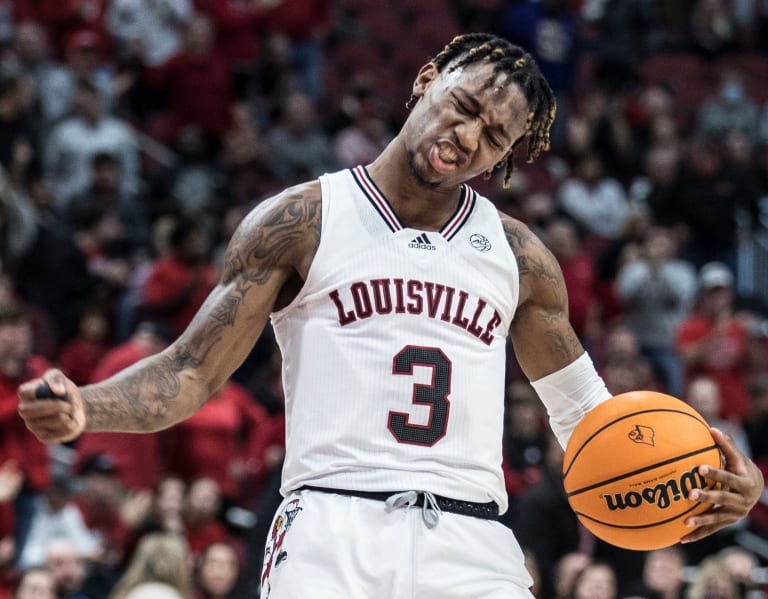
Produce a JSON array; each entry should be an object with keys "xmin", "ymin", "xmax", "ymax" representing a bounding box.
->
[
  {"xmin": 17, "ymin": 182, "xmax": 322, "ymax": 442},
  {"xmin": 502, "ymin": 214, "xmax": 585, "ymax": 380}
]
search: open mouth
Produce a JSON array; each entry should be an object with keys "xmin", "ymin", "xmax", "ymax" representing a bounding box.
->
[{"xmin": 429, "ymin": 141, "xmax": 464, "ymax": 173}]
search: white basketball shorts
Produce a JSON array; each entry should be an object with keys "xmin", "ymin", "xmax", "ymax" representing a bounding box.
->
[{"xmin": 259, "ymin": 488, "xmax": 535, "ymax": 599}]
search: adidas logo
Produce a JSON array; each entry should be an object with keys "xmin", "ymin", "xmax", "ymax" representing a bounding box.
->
[{"xmin": 408, "ymin": 233, "xmax": 437, "ymax": 251}]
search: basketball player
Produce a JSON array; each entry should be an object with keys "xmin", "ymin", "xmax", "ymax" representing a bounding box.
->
[{"xmin": 17, "ymin": 34, "xmax": 763, "ymax": 598}]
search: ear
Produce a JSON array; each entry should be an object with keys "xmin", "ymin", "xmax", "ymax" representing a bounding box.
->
[{"xmin": 411, "ymin": 62, "xmax": 439, "ymax": 103}]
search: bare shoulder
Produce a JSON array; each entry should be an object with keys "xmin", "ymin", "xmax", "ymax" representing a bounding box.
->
[
  {"xmin": 498, "ymin": 211, "xmax": 565, "ymax": 310},
  {"xmin": 222, "ymin": 180, "xmax": 322, "ymax": 284}
]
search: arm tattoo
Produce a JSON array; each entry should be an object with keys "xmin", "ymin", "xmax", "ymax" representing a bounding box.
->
[
  {"xmin": 83, "ymin": 189, "xmax": 321, "ymax": 432},
  {"xmin": 503, "ymin": 217, "xmax": 582, "ymax": 362},
  {"xmin": 502, "ymin": 219, "xmax": 561, "ymax": 290}
]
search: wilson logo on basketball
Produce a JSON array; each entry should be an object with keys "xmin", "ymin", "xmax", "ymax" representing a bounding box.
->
[
  {"xmin": 602, "ymin": 466, "xmax": 709, "ymax": 511},
  {"xmin": 628, "ymin": 424, "xmax": 655, "ymax": 446}
]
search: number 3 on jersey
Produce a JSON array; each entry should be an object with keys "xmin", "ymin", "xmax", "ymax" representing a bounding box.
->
[{"xmin": 388, "ymin": 346, "xmax": 452, "ymax": 446}]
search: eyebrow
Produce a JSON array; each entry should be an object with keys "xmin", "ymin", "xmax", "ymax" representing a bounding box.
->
[{"xmin": 453, "ymin": 88, "xmax": 511, "ymax": 146}]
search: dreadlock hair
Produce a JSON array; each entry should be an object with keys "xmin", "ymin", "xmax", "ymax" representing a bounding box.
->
[{"xmin": 407, "ymin": 33, "xmax": 557, "ymax": 188}]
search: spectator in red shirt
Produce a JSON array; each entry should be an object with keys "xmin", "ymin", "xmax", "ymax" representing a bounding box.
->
[
  {"xmin": 200, "ymin": 0, "xmax": 274, "ymax": 67},
  {"xmin": 264, "ymin": 0, "xmax": 331, "ymax": 99},
  {"xmin": 0, "ymin": 305, "xmax": 51, "ymax": 551},
  {"xmin": 542, "ymin": 216, "xmax": 601, "ymax": 348},
  {"xmin": 74, "ymin": 321, "xmax": 172, "ymax": 491},
  {"xmin": 675, "ymin": 262, "xmax": 758, "ymax": 419},
  {"xmin": 163, "ymin": 381, "xmax": 270, "ymax": 504},
  {"xmin": 182, "ymin": 478, "xmax": 232, "ymax": 561},
  {"xmin": 144, "ymin": 14, "xmax": 234, "ymax": 143},
  {"xmin": 140, "ymin": 217, "xmax": 217, "ymax": 338},
  {"xmin": 57, "ymin": 305, "xmax": 112, "ymax": 386}
]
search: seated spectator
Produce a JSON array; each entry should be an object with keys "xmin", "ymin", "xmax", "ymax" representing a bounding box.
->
[
  {"xmin": 193, "ymin": 541, "xmax": 241, "ymax": 599},
  {"xmin": 121, "ymin": 476, "xmax": 185, "ymax": 568},
  {"xmin": 143, "ymin": 15, "xmax": 234, "ymax": 144},
  {"xmin": 123, "ymin": 582, "xmax": 183, "ymax": 599},
  {"xmin": 674, "ymin": 138, "xmax": 759, "ymax": 271},
  {"xmin": 107, "ymin": 534, "xmax": 191, "ymax": 599},
  {"xmin": 0, "ymin": 305, "xmax": 52, "ymax": 549},
  {"xmin": 542, "ymin": 217, "xmax": 600, "ymax": 347},
  {"xmin": 13, "ymin": 567, "xmax": 56, "ymax": 599},
  {"xmin": 718, "ymin": 545, "xmax": 762, "ymax": 598},
  {"xmin": 139, "ymin": 218, "xmax": 218, "ymax": 338},
  {"xmin": 72, "ymin": 454, "xmax": 132, "ymax": 567},
  {"xmin": 70, "ymin": 152, "xmax": 148, "ymax": 249},
  {"xmin": 696, "ymin": 69, "xmax": 760, "ymax": 146},
  {"xmin": 265, "ymin": 91, "xmax": 337, "ymax": 184},
  {"xmin": 616, "ymin": 225, "xmax": 697, "ymax": 396},
  {"xmin": 502, "ymin": 381, "xmax": 548, "ymax": 498},
  {"xmin": 162, "ymin": 380, "xmax": 270, "ymax": 504},
  {"xmin": 570, "ymin": 560, "xmax": 618, "ymax": 599},
  {"xmin": 57, "ymin": 306, "xmax": 112, "ymax": 386},
  {"xmin": 105, "ymin": 0, "xmax": 192, "ymax": 67},
  {"xmin": 43, "ymin": 538, "xmax": 93, "ymax": 599},
  {"xmin": 685, "ymin": 556, "xmax": 739, "ymax": 599},
  {"xmin": 623, "ymin": 545, "xmax": 687, "ymax": 599},
  {"xmin": 182, "ymin": 478, "xmax": 231, "ymax": 561},
  {"xmin": 17, "ymin": 478, "xmax": 101, "ymax": 571},
  {"xmin": 557, "ymin": 152, "xmax": 631, "ymax": 245},
  {"xmin": 43, "ymin": 78, "xmax": 138, "ymax": 211},
  {"xmin": 686, "ymin": 376, "xmax": 752, "ymax": 459},
  {"xmin": 675, "ymin": 262, "xmax": 757, "ymax": 420},
  {"xmin": 333, "ymin": 97, "xmax": 394, "ymax": 168},
  {"xmin": 553, "ymin": 552, "xmax": 591, "ymax": 599}
]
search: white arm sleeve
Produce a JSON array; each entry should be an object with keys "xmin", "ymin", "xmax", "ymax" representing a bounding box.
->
[{"xmin": 529, "ymin": 352, "xmax": 613, "ymax": 449}]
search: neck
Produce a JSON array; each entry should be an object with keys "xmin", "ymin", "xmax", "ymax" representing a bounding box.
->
[{"xmin": 366, "ymin": 137, "xmax": 464, "ymax": 231}]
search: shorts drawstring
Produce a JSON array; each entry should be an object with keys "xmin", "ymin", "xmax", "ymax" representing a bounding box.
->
[{"xmin": 384, "ymin": 490, "xmax": 443, "ymax": 528}]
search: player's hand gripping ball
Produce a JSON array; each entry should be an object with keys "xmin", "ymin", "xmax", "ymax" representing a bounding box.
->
[{"xmin": 563, "ymin": 391, "xmax": 722, "ymax": 550}]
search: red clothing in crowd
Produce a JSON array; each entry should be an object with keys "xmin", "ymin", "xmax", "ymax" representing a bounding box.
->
[
  {"xmin": 675, "ymin": 315, "xmax": 752, "ymax": 419},
  {"xmin": 185, "ymin": 518, "xmax": 231, "ymax": 561},
  {"xmin": 75, "ymin": 339, "xmax": 163, "ymax": 490},
  {"xmin": 146, "ymin": 51, "xmax": 234, "ymax": 138},
  {"xmin": 264, "ymin": 0, "xmax": 332, "ymax": 41},
  {"xmin": 12, "ymin": 0, "xmax": 110, "ymax": 57},
  {"xmin": 0, "ymin": 356, "xmax": 50, "ymax": 492},
  {"xmin": 558, "ymin": 252, "xmax": 598, "ymax": 340},
  {"xmin": 163, "ymin": 381, "xmax": 270, "ymax": 500},
  {"xmin": 57, "ymin": 337, "xmax": 111, "ymax": 386},
  {"xmin": 141, "ymin": 258, "xmax": 218, "ymax": 337},
  {"xmin": 199, "ymin": 0, "xmax": 268, "ymax": 64},
  {"xmin": 0, "ymin": 498, "xmax": 13, "ymax": 599}
]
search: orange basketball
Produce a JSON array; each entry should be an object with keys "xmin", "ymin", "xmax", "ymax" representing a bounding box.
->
[{"xmin": 563, "ymin": 391, "xmax": 723, "ymax": 551}]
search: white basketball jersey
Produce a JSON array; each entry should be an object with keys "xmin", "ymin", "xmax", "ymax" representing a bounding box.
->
[{"xmin": 271, "ymin": 166, "xmax": 520, "ymax": 512}]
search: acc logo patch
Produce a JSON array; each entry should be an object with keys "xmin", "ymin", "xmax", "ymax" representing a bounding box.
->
[{"xmin": 469, "ymin": 233, "xmax": 491, "ymax": 252}]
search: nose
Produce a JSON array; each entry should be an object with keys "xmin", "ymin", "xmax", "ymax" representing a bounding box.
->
[{"xmin": 454, "ymin": 118, "xmax": 482, "ymax": 154}]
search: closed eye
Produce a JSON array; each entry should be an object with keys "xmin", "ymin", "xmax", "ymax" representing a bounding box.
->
[
  {"xmin": 455, "ymin": 98, "xmax": 472, "ymax": 115},
  {"xmin": 486, "ymin": 132, "xmax": 503, "ymax": 149}
]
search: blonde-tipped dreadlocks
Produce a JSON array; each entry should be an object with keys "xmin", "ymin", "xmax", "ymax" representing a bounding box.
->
[{"xmin": 408, "ymin": 33, "xmax": 557, "ymax": 188}]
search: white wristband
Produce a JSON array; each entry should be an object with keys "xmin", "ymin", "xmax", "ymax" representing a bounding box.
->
[{"xmin": 529, "ymin": 352, "xmax": 612, "ymax": 449}]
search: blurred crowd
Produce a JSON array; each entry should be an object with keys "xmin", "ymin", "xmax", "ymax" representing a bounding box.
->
[{"xmin": 0, "ymin": 0, "xmax": 767, "ymax": 598}]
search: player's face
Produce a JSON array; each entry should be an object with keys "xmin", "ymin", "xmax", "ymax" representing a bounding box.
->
[{"xmin": 403, "ymin": 60, "xmax": 531, "ymax": 188}]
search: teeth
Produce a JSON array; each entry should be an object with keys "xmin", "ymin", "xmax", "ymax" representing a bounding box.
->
[{"xmin": 438, "ymin": 147, "xmax": 457, "ymax": 163}]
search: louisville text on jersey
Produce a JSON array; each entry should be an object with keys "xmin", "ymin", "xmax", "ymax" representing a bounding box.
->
[{"xmin": 329, "ymin": 278, "xmax": 502, "ymax": 346}]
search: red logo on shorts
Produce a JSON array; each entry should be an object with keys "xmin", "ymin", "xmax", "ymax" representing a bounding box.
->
[{"xmin": 261, "ymin": 498, "xmax": 303, "ymax": 598}]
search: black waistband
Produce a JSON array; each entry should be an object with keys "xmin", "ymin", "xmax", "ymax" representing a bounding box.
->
[{"xmin": 299, "ymin": 485, "xmax": 500, "ymax": 521}]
